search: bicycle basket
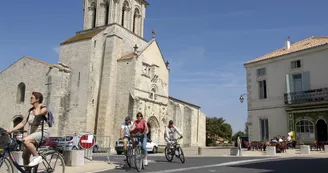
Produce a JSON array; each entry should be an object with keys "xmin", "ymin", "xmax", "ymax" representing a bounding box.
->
[{"xmin": 0, "ymin": 135, "xmax": 10, "ymax": 150}]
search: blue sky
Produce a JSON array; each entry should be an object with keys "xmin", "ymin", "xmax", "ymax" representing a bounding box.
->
[{"xmin": 1, "ymin": 0, "xmax": 328, "ymax": 133}]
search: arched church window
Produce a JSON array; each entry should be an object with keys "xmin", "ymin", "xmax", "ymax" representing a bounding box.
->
[
  {"xmin": 17, "ymin": 82, "xmax": 26, "ymax": 103},
  {"xmin": 121, "ymin": 3, "xmax": 126, "ymax": 27},
  {"xmin": 90, "ymin": 2, "xmax": 97, "ymax": 28},
  {"xmin": 133, "ymin": 8, "xmax": 140, "ymax": 33},
  {"xmin": 104, "ymin": 1, "xmax": 110, "ymax": 25},
  {"xmin": 149, "ymin": 88, "xmax": 157, "ymax": 100}
]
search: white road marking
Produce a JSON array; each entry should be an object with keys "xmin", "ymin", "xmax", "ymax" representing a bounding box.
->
[
  {"xmin": 85, "ymin": 168, "xmax": 114, "ymax": 173},
  {"xmin": 146, "ymin": 157, "xmax": 285, "ymax": 173}
]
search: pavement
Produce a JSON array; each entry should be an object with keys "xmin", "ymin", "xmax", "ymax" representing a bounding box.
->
[
  {"xmin": 94, "ymin": 155, "xmax": 328, "ymax": 173},
  {"xmin": 63, "ymin": 147, "xmax": 328, "ymax": 173}
]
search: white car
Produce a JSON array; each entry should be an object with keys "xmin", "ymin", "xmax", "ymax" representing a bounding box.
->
[{"xmin": 115, "ymin": 138, "xmax": 158, "ymax": 155}]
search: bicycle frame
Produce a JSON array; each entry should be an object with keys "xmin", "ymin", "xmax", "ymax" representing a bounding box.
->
[
  {"xmin": 0, "ymin": 135, "xmax": 53, "ymax": 173},
  {"xmin": 0, "ymin": 139, "xmax": 29, "ymax": 173}
]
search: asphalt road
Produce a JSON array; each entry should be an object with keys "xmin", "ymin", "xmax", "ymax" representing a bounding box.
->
[{"xmin": 93, "ymin": 155, "xmax": 328, "ymax": 173}]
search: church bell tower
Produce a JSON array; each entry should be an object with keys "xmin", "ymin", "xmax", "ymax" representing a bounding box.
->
[{"xmin": 83, "ymin": 0, "xmax": 149, "ymax": 38}]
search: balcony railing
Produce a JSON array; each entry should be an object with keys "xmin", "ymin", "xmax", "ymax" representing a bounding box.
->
[{"xmin": 284, "ymin": 87, "xmax": 328, "ymax": 105}]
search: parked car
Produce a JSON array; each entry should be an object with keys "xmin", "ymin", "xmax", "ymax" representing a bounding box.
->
[
  {"xmin": 56, "ymin": 135, "xmax": 80, "ymax": 151},
  {"xmin": 56, "ymin": 134, "xmax": 99, "ymax": 153},
  {"xmin": 40, "ymin": 137, "xmax": 61, "ymax": 150},
  {"xmin": 115, "ymin": 138, "xmax": 158, "ymax": 155}
]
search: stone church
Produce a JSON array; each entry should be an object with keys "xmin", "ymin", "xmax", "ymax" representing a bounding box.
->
[{"xmin": 0, "ymin": 0, "xmax": 206, "ymax": 148}]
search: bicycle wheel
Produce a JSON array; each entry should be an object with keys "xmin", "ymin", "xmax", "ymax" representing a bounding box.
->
[
  {"xmin": 177, "ymin": 147, "xmax": 185, "ymax": 163},
  {"xmin": 38, "ymin": 151, "xmax": 65, "ymax": 173},
  {"xmin": 0, "ymin": 157, "xmax": 14, "ymax": 173},
  {"xmin": 126, "ymin": 146, "xmax": 133, "ymax": 167},
  {"xmin": 164, "ymin": 146, "xmax": 173, "ymax": 162},
  {"xmin": 134, "ymin": 147, "xmax": 143, "ymax": 172}
]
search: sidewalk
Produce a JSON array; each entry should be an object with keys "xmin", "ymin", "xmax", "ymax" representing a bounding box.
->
[{"xmin": 65, "ymin": 160, "xmax": 117, "ymax": 173}]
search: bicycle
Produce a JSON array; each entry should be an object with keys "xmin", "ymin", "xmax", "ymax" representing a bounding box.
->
[
  {"xmin": 0, "ymin": 128, "xmax": 65, "ymax": 173},
  {"xmin": 123, "ymin": 137, "xmax": 133, "ymax": 168},
  {"xmin": 130, "ymin": 133, "xmax": 145, "ymax": 172},
  {"xmin": 164, "ymin": 137, "xmax": 185, "ymax": 163}
]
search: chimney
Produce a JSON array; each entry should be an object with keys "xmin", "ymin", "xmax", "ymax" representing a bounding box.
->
[{"xmin": 285, "ymin": 37, "xmax": 291, "ymax": 49}]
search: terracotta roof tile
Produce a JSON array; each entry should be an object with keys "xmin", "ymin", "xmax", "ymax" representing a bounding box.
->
[
  {"xmin": 244, "ymin": 36, "xmax": 328, "ymax": 65},
  {"xmin": 118, "ymin": 52, "xmax": 136, "ymax": 61},
  {"xmin": 61, "ymin": 29, "xmax": 105, "ymax": 45}
]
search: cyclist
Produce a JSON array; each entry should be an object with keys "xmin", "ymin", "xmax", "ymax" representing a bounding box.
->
[
  {"xmin": 120, "ymin": 116, "xmax": 132, "ymax": 161},
  {"xmin": 6, "ymin": 92, "xmax": 50, "ymax": 167},
  {"xmin": 164, "ymin": 120, "xmax": 183, "ymax": 155},
  {"xmin": 129, "ymin": 112, "xmax": 149, "ymax": 166}
]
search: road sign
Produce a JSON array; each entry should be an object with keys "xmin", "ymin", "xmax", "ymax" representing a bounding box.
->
[{"xmin": 79, "ymin": 135, "xmax": 95, "ymax": 149}]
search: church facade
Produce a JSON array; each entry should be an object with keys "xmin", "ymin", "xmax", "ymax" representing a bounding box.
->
[{"xmin": 0, "ymin": 0, "xmax": 206, "ymax": 148}]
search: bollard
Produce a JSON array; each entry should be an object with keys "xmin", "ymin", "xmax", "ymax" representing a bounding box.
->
[{"xmin": 198, "ymin": 147, "xmax": 202, "ymax": 155}]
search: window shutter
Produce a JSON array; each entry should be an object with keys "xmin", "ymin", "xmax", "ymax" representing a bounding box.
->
[
  {"xmin": 286, "ymin": 74, "xmax": 294, "ymax": 93},
  {"xmin": 302, "ymin": 71, "xmax": 311, "ymax": 91},
  {"xmin": 286, "ymin": 74, "xmax": 290, "ymax": 93}
]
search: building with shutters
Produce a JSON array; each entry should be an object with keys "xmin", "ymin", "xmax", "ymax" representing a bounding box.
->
[{"xmin": 244, "ymin": 36, "xmax": 328, "ymax": 144}]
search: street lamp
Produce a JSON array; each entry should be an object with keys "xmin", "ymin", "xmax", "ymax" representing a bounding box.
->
[{"xmin": 239, "ymin": 93, "xmax": 247, "ymax": 103}]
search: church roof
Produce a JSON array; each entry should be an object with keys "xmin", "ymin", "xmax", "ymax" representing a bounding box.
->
[
  {"xmin": 0, "ymin": 56, "xmax": 71, "ymax": 74},
  {"xmin": 169, "ymin": 96, "xmax": 201, "ymax": 109},
  {"xmin": 118, "ymin": 39, "xmax": 157, "ymax": 61},
  {"xmin": 61, "ymin": 28, "xmax": 105, "ymax": 45},
  {"xmin": 244, "ymin": 36, "xmax": 328, "ymax": 66},
  {"xmin": 118, "ymin": 52, "xmax": 137, "ymax": 61},
  {"xmin": 142, "ymin": 0, "xmax": 150, "ymax": 6}
]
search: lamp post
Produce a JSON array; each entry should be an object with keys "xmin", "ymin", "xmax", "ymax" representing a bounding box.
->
[
  {"xmin": 238, "ymin": 92, "xmax": 248, "ymax": 156},
  {"xmin": 239, "ymin": 93, "xmax": 247, "ymax": 103}
]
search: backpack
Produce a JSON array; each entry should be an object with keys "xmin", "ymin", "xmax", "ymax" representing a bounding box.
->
[
  {"xmin": 46, "ymin": 109, "xmax": 54, "ymax": 128},
  {"xmin": 29, "ymin": 106, "xmax": 54, "ymax": 128}
]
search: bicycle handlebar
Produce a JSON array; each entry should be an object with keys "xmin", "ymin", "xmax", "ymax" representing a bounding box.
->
[{"xmin": 0, "ymin": 128, "xmax": 26, "ymax": 138}]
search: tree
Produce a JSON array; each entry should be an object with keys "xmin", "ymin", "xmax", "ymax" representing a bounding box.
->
[
  {"xmin": 206, "ymin": 117, "xmax": 233, "ymax": 145},
  {"xmin": 232, "ymin": 131, "xmax": 245, "ymax": 141}
]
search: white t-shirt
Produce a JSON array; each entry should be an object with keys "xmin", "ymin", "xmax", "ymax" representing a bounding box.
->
[{"xmin": 121, "ymin": 122, "xmax": 132, "ymax": 137}]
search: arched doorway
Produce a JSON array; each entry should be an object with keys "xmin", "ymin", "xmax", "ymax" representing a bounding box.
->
[
  {"xmin": 316, "ymin": 119, "xmax": 327, "ymax": 142},
  {"xmin": 13, "ymin": 116, "xmax": 24, "ymax": 131},
  {"xmin": 147, "ymin": 116, "xmax": 160, "ymax": 143}
]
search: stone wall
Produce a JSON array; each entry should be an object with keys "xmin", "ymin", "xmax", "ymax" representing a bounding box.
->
[
  {"xmin": 59, "ymin": 39, "xmax": 93, "ymax": 135},
  {"xmin": 113, "ymin": 57, "xmax": 136, "ymax": 144},
  {"xmin": 0, "ymin": 57, "xmax": 70, "ymax": 137},
  {"xmin": 167, "ymin": 97, "xmax": 206, "ymax": 147}
]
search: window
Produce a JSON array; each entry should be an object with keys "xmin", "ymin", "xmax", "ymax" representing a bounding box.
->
[
  {"xmin": 296, "ymin": 120, "xmax": 314, "ymax": 141},
  {"xmin": 104, "ymin": 2, "xmax": 110, "ymax": 25},
  {"xmin": 293, "ymin": 74, "xmax": 303, "ymax": 92},
  {"xmin": 260, "ymin": 119, "xmax": 269, "ymax": 141},
  {"xmin": 258, "ymin": 80, "xmax": 267, "ymax": 99},
  {"xmin": 17, "ymin": 82, "xmax": 26, "ymax": 103},
  {"xmin": 291, "ymin": 60, "xmax": 301, "ymax": 69},
  {"xmin": 149, "ymin": 88, "xmax": 157, "ymax": 100},
  {"xmin": 257, "ymin": 68, "xmax": 266, "ymax": 76}
]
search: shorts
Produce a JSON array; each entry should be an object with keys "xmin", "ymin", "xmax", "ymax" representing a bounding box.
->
[{"xmin": 30, "ymin": 130, "xmax": 49, "ymax": 144}]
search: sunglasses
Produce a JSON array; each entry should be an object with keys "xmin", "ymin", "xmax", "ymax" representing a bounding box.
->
[{"xmin": 137, "ymin": 115, "xmax": 142, "ymax": 118}]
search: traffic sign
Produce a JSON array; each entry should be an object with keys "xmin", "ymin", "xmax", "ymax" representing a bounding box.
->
[{"xmin": 79, "ymin": 135, "xmax": 95, "ymax": 149}]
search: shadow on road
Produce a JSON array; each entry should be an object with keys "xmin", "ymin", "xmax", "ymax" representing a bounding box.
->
[{"xmin": 229, "ymin": 158, "xmax": 328, "ymax": 172}]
